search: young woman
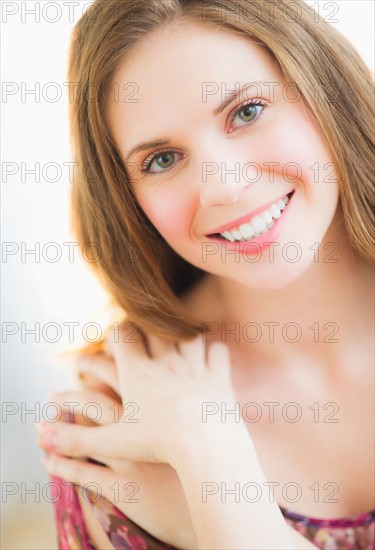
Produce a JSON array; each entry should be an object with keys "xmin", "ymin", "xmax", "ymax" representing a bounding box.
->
[{"xmin": 36, "ymin": 0, "xmax": 374, "ymax": 548}]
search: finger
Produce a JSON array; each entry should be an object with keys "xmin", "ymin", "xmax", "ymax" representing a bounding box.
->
[
  {"xmin": 107, "ymin": 322, "xmax": 148, "ymax": 364},
  {"xmin": 75, "ymin": 354, "xmax": 119, "ymax": 394},
  {"xmin": 36, "ymin": 420, "xmax": 119, "ymax": 459},
  {"xmin": 90, "ymin": 455, "xmax": 135, "ymax": 473},
  {"xmin": 207, "ymin": 341, "xmax": 232, "ymax": 380},
  {"xmin": 107, "ymin": 324, "xmax": 152, "ymax": 390},
  {"xmin": 146, "ymin": 333, "xmax": 174, "ymax": 360},
  {"xmin": 49, "ymin": 391, "xmax": 122, "ymax": 425},
  {"xmin": 42, "ymin": 454, "xmax": 125, "ymax": 504},
  {"xmin": 42, "ymin": 455, "xmax": 148, "ymax": 530}
]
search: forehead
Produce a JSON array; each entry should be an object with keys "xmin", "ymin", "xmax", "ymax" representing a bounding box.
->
[{"xmin": 106, "ymin": 21, "xmax": 280, "ymax": 148}]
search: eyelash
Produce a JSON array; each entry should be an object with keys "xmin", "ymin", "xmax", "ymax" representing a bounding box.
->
[{"xmin": 140, "ymin": 98, "xmax": 266, "ymax": 175}]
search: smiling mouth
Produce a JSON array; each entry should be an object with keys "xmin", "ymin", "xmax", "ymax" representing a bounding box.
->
[{"xmin": 207, "ymin": 191, "xmax": 295, "ymax": 242}]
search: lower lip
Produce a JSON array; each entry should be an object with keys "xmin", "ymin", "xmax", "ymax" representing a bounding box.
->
[{"xmin": 206, "ymin": 191, "xmax": 295, "ymax": 255}]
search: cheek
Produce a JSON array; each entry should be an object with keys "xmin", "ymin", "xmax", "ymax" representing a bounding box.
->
[
  {"xmin": 264, "ymin": 103, "xmax": 334, "ymax": 192},
  {"xmin": 262, "ymin": 105, "xmax": 339, "ymax": 240},
  {"xmin": 136, "ymin": 187, "xmax": 193, "ymax": 244}
]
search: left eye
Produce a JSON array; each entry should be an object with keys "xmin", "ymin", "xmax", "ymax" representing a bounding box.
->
[
  {"xmin": 151, "ymin": 152, "xmax": 175, "ymax": 170},
  {"xmin": 231, "ymin": 100, "xmax": 265, "ymax": 128},
  {"xmin": 141, "ymin": 151, "xmax": 185, "ymax": 175}
]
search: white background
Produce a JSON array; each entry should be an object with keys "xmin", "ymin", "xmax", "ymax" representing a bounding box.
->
[{"xmin": 1, "ymin": 1, "xmax": 374, "ymax": 548}]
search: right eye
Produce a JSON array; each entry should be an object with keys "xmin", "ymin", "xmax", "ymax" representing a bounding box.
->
[{"xmin": 141, "ymin": 150, "xmax": 185, "ymax": 175}]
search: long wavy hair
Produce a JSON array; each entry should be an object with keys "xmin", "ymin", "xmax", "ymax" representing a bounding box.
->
[{"xmin": 67, "ymin": 0, "xmax": 374, "ymax": 347}]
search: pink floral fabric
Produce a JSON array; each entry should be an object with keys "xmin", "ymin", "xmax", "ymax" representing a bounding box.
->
[
  {"xmin": 50, "ymin": 474, "xmax": 176, "ymax": 550},
  {"xmin": 50, "ymin": 474, "xmax": 375, "ymax": 549},
  {"xmin": 280, "ymin": 505, "xmax": 375, "ymax": 549}
]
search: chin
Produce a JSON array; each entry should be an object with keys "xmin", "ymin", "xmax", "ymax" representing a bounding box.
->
[{"xmin": 235, "ymin": 253, "xmax": 317, "ymax": 291}]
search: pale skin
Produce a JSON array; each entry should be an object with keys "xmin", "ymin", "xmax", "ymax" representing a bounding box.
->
[{"xmin": 36, "ymin": 20, "xmax": 374, "ymax": 549}]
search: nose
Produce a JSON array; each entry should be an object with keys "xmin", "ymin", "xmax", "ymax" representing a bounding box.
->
[{"xmin": 196, "ymin": 141, "xmax": 258, "ymax": 208}]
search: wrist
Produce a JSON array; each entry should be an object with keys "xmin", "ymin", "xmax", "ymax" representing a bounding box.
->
[{"xmin": 170, "ymin": 420, "xmax": 258, "ymax": 473}]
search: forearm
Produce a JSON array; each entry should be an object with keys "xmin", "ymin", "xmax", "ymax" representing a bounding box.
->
[{"xmin": 172, "ymin": 425, "xmax": 297, "ymax": 550}]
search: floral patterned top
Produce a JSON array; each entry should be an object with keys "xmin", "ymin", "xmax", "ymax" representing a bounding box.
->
[{"xmin": 49, "ymin": 472, "xmax": 375, "ymax": 550}]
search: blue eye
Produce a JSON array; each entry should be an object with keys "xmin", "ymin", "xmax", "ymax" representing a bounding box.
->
[{"xmin": 230, "ymin": 99, "xmax": 265, "ymax": 128}]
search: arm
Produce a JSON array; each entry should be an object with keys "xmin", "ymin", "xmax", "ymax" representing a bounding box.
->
[
  {"xmin": 78, "ymin": 361, "xmax": 319, "ymax": 550},
  {"xmin": 39, "ymin": 334, "xmax": 319, "ymax": 550},
  {"xmin": 173, "ymin": 425, "xmax": 297, "ymax": 550}
]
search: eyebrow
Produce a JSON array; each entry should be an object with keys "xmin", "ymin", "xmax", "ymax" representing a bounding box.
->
[
  {"xmin": 212, "ymin": 82, "xmax": 262, "ymax": 115},
  {"xmin": 124, "ymin": 82, "xmax": 264, "ymax": 164},
  {"xmin": 124, "ymin": 139, "xmax": 171, "ymax": 165}
]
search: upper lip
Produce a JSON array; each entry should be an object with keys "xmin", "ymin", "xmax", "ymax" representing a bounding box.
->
[{"xmin": 205, "ymin": 190, "xmax": 294, "ymax": 235}]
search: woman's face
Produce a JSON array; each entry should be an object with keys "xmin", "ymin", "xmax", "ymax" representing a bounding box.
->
[{"xmin": 107, "ymin": 21, "xmax": 340, "ymax": 290}]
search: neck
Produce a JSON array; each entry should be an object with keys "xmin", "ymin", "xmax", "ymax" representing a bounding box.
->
[{"xmin": 212, "ymin": 219, "xmax": 374, "ymax": 375}]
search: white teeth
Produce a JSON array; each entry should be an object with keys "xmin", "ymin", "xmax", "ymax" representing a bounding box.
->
[
  {"xmin": 232, "ymin": 229, "xmax": 242, "ymax": 240},
  {"xmin": 219, "ymin": 193, "xmax": 291, "ymax": 242},
  {"xmin": 252, "ymin": 216, "xmax": 267, "ymax": 233},
  {"xmin": 222, "ymin": 231, "xmax": 235, "ymax": 242},
  {"xmin": 269, "ymin": 204, "xmax": 281, "ymax": 219},
  {"xmin": 262, "ymin": 211, "xmax": 273, "ymax": 224},
  {"xmin": 239, "ymin": 223, "xmax": 255, "ymax": 239}
]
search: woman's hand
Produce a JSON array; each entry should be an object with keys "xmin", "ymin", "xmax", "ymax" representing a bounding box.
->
[
  {"xmin": 37, "ymin": 325, "xmax": 239, "ymax": 468},
  {"xmin": 37, "ymin": 351, "xmax": 198, "ymax": 549}
]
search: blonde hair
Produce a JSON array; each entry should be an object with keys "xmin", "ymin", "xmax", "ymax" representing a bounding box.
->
[{"xmin": 68, "ymin": 0, "xmax": 374, "ymax": 346}]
